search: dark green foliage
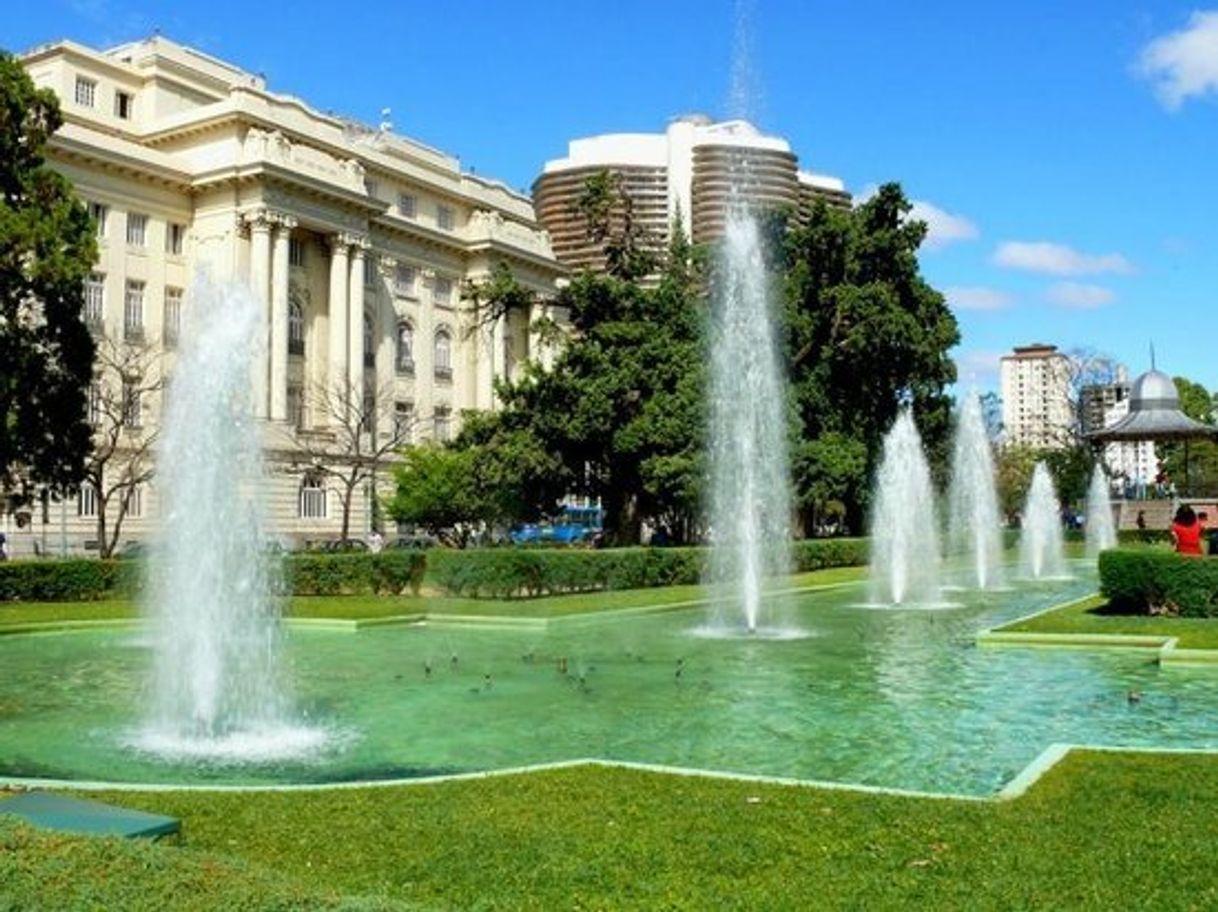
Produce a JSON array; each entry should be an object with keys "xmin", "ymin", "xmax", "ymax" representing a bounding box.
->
[
  {"xmin": 1158, "ymin": 375, "xmax": 1218, "ymax": 495},
  {"xmin": 0, "ymin": 50, "xmax": 97, "ymax": 494},
  {"xmin": 0, "ymin": 817, "xmax": 408, "ymax": 911},
  {"xmin": 1099, "ymin": 548, "xmax": 1218, "ymax": 617},
  {"xmin": 0, "ymin": 553, "xmax": 425, "ymax": 601},
  {"xmin": 785, "ymin": 185, "xmax": 959, "ymax": 532},
  {"xmin": 427, "ymin": 539, "xmax": 866, "ymax": 599},
  {"xmin": 283, "ymin": 552, "xmax": 426, "ymax": 597},
  {"xmin": 0, "ymin": 557, "xmax": 138, "ymax": 601}
]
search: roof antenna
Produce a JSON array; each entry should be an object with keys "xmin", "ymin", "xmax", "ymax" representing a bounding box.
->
[{"xmin": 1150, "ymin": 341, "xmax": 1157, "ymax": 371}]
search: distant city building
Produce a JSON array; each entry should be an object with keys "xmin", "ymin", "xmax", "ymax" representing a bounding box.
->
[
  {"xmin": 1000, "ymin": 343, "xmax": 1072, "ymax": 448},
  {"xmin": 6, "ymin": 36, "xmax": 563, "ymax": 554},
  {"xmin": 533, "ymin": 114, "xmax": 850, "ymax": 275}
]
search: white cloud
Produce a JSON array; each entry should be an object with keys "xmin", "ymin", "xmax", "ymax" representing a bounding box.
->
[
  {"xmin": 945, "ymin": 286, "xmax": 1012, "ymax": 312},
  {"xmin": 1137, "ymin": 10, "xmax": 1218, "ymax": 110},
  {"xmin": 856, "ymin": 185, "xmax": 978, "ymax": 251},
  {"xmin": 908, "ymin": 200, "xmax": 979, "ymax": 251},
  {"xmin": 954, "ymin": 350, "xmax": 1003, "ymax": 386},
  {"xmin": 992, "ymin": 241, "xmax": 1134, "ymax": 276},
  {"xmin": 1045, "ymin": 282, "xmax": 1116, "ymax": 309}
]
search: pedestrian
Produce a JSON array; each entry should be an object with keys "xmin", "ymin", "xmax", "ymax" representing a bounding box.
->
[
  {"xmin": 1136, "ymin": 510, "xmax": 1146, "ymax": 531},
  {"xmin": 368, "ymin": 529, "xmax": 384, "ymax": 553},
  {"xmin": 1171, "ymin": 505, "xmax": 1203, "ymax": 556},
  {"xmin": 0, "ymin": 532, "xmax": 7, "ymax": 561}
]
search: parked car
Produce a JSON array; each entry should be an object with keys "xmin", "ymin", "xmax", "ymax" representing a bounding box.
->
[
  {"xmin": 391, "ymin": 534, "xmax": 437, "ymax": 550},
  {"xmin": 317, "ymin": 538, "xmax": 368, "ymax": 553}
]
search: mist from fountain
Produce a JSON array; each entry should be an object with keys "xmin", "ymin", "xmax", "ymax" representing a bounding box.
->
[
  {"xmin": 868, "ymin": 410, "xmax": 943, "ymax": 605},
  {"xmin": 1018, "ymin": 462, "xmax": 1067, "ymax": 579},
  {"xmin": 134, "ymin": 275, "xmax": 324, "ymax": 762},
  {"xmin": 1085, "ymin": 464, "xmax": 1117, "ymax": 558},
  {"xmin": 947, "ymin": 392, "xmax": 1004, "ymax": 589},
  {"xmin": 705, "ymin": 206, "xmax": 793, "ymax": 633}
]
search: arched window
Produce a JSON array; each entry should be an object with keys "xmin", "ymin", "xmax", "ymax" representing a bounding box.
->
[
  {"xmin": 396, "ymin": 321, "xmax": 414, "ymax": 373},
  {"xmin": 363, "ymin": 312, "xmax": 375, "ymax": 368},
  {"xmin": 288, "ymin": 299, "xmax": 305, "ymax": 355},
  {"xmin": 434, "ymin": 328, "xmax": 452, "ymax": 380}
]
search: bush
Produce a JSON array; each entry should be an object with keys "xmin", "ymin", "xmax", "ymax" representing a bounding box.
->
[
  {"xmin": 1099, "ymin": 548, "xmax": 1218, "ymax": 617},
  {"xmin": 283, "ymin": 551, "xmax": 426, "ymax": 597},
  {"xmin": 0, "ymin": 558, "xmax": 139, "ymax": 601},
  {"xmin": 428, "ymin": 538, "xmax": 867, "ymax": 599},
  {"xmin": 0, "ymin": 552, "xmax": 425, "ymax": 602},
  {"xmin": 1063, "ymin": 529, "xmax": 1173, "ymax": 546}
]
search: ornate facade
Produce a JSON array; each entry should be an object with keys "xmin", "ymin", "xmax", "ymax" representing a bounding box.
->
[{"xmin": 7, "ymin": 36, "xmax": 563, "ymax": 554}]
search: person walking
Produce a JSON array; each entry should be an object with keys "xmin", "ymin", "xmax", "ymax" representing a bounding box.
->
[{"xmin": 368, "ymin": 529, "xmax": 384, "ymax": 554}]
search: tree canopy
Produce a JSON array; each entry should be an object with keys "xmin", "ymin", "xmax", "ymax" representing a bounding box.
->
[{"xmin": 0, "ymin": 50, "xmax": 96, "ymax": 496}]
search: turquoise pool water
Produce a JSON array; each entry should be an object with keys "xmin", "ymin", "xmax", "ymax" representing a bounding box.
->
[{"xmin": 2, "ymin": 567, "xmax": 1216, "ymax": 795}]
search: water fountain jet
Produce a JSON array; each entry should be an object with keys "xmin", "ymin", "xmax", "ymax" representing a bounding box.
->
[
  {"xmin": 1018, "ymin": 462, "xmax": 1067, "ymax": 579},
  {"xmin": 1085, "ymin": 464, "xmax": 1117, "ymax": 558},
  {"xmin": 947, "ymin": 392, "xmax": 1004, "ymax": 589}
]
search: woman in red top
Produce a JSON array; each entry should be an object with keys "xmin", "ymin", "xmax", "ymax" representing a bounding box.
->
[{"xmin": 1171, "ymin": 505, "xmax": 1203, "ymax": 556}]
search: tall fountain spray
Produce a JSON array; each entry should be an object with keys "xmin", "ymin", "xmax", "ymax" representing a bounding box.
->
[
  {"xmin": 1085, "ymin": 464, "xmax": 1117, "ymax": 558},
  {"xmin": 1019, "ymin": 462, "xmax": 1067, "ymax": 579},
  {"xmin": 868, "ymin": 410, "xmax": 943, "ymax": 605},
  {"xmin": 137, "ymin": 276, "xmax": 321, "ymax": 761},
  {"xmin": 705, "ymin": 205, "xmax": 793, "ymax": 633},
  {"xmin": 947, "ymin": 392, "xmax": 1004, "ymax": 589}
]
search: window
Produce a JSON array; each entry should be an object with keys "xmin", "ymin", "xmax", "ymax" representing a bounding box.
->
[
  {"xmin": 114, "ymin": 90, "xmax": 133, "ymax": 120},
  {"xmin": 298, "ymin": 474, "xmax": 327, "ymax": 519},
  {"xmin": 363, "ymin": 312, "xmax": 375, "ymax": 368},
  {"xmin": 163, "ymin": 287, "xmax": 182, "ymax": 348},
  {"xmin": 395, "ymin": 321, "xmax": 414, "ymax": 373},
  {"xmin": 122, "ymin": 379, "xmax": 142, "ymax": 429},
  {"xmin": 288, "ymin": 299, "xmax": 305, "ymax": 355},
  {"xmin": 365, "ymin": 178, "xmax": 379, "ymax": 199},
  {"xmin": 287, "ymin": 384, "xmax": 304, "ymax": 430},
  {"xmin": 124, "ymin": 280, "xmax": 144, "ymax": 340},
  {"xmin": 394, "ymin": 401, "xmax": 413, "ymax": 443},
  {"xmin": 361, "ymin": 392, "xmax": 376, "ymax": 434},
  {"xmin": 363, "ymin": 254, "xmax": 377, "ymax": 288},
  {"xmin": 393, "ymin": 263, "xmax": 416, "ymax": 296},
  {"xmin": 434, "ymin": 328, "xmax": 452, "ymax": 380},
  {"xmin": 88, "ymin": 202, "xmax": 108, "ymax": 238},
  {"xmin": 75, "ymin": 76, "xmax": 96, "ymax": 108},
  {"xmin": 288, "ymin": 237, "xmax": 305, "ymax": 268},
  {"xmin": 84, "ymin": 273, "xmax": 105, "ymax": 327},
  {"xmin": 124, "ymin": 485, "xmax": 143, "ymax": 518},
  {"xmin": 433, "ymin": 276, "xmax": 453, "ymax": 306},
  {"xmin": 433, "ymin": 406, "xmax": 451, "ymax": 442},
  {"xmin": 436, "ymin": 205, "xmax": 454, "ymax": 231},
  {"xmin": 166, "ymin": 223, "xmax": 185, "ymax": 255},
  {"xmin": 126, "ymin": 212, "xmax": 148, "ymax": 247},
  {"xmin": 398, "ymin": 193, "xmax": 417, "ymax": 219},
  {"xmin": 77, "ymin": 483, "xmax": 98, "ymax": 518},
  {"xmin": 87, "ymin": 383, "xmax": 102, "ymax": 425}
]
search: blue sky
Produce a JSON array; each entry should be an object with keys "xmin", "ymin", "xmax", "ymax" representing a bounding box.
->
[{"xmin": 11, "ymin": 1, "xmax": 1218, "ymax": 390}]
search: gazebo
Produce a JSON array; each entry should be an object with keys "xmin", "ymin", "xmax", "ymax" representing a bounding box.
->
[{"xmin": 1087, "ymin": 368, "xmax": 1218, "ymax": 494}]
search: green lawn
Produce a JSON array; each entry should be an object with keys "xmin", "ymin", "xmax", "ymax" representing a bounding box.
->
[
  {"xmin": 0, "ymin": 566, "xmax": 866, "ymax": 628},
  {"xmin": 995, "ymin": 595, "xmax": 1218, "ymax": 649},
  {"xmin": 25, "ymin": 749, "xmax": 1210, "ymax": 910}
]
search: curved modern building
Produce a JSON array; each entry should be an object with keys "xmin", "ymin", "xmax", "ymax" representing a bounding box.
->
[{"xmin": 533, "ymin": 115, "xmax": 849, "ymax": 273}]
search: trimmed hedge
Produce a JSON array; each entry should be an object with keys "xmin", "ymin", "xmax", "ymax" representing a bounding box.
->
[
  {"xmin": 0, "ymin": 558, "xmax": 140, "ymax": 602},
  {"xmin": 1099, "ymin": 548, "xmax": 1218, "ymax": 617},
  {"xmin": 0, "ymin": 552, "xmax": 425, "ymax": 602},
  {"xmin": 1063, "ymin": 529, "xmax": 1173, "ymax": 546},
  {"xmin": 428, "ymin": 538, "xmax": 867, "ymax": 599}
]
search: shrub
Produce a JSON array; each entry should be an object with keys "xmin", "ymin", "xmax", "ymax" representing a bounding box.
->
[
  {"xmin": 428, "ymin": 538, "xmax": 867, "ymax": 599},
  {"xmin": 0, "ymin": 552, "xmax": 425, "ymax": 602},
  {"xmin": 1099, "ymin": 548, "xmax": 1218, "ymax": 617}
]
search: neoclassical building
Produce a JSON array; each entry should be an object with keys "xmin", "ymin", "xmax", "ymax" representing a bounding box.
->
[{"xmin": 9, "ymin": 36, "xmax": 563, "ymax": 553}]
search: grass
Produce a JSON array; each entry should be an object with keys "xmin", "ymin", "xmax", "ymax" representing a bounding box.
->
[
  {"xmin": 0, "ymin": 566, "xmax": 867, "ymax": 628},
  {"xmin": 16, "ymin": 749, "xmax": 1207, "ymax": 910},
  {"xmin": 995, "ymin": 594, "xmax": 1218, "ymax": 649}
]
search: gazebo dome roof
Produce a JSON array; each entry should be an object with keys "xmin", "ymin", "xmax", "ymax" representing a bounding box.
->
[{"xmin": 1129, "ymin": 369, "xmax": 1178, "ymax": 411}]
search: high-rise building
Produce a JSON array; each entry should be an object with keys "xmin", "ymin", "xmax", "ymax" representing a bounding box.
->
[
  {"xmin": 1000, "ymin": 343, "xmax": 1072, "ymax": 448},
  {"xmin": 6, "ymin": 36, "xmax": 563, "ymax": 554},
  {"xmin": 532, "ymin": 115, "xmax": 849, "ymax": 274}
]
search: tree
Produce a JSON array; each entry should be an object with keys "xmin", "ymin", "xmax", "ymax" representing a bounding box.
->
[
  {"xmin": 995, "ymin": 444, "xmax": 1041, "ymax": 520},
  {"xmin": 1160, "ymin": 376, "xmax": 1218, "ymax": 495},
  {"xmin": 0, "ymin": 50, "xmax": 97, "ymax": 495},
  {"xmin": 574, "ymin": 169, "xmax": 659, "ymax": 281},
  {"xmin": 282, "ymin": 379, "xmax": 416, "ymax": 540},
  {"xmin": 784, "ymin": 185, "xmax": 959, "ymax": 533},
  {"xmin": 385, "ymin": 445, "xmax": 487, "ymax": 548},
  {"xmin": 83, "ymin": 338, "xmax": 162, "ymax": 557}
]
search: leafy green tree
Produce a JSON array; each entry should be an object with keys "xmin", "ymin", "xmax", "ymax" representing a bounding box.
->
[
  {"xmin": 385, "ymin": 445, "xmax": 490, "ymax": 548},
  {"xmin": 1160, "ymin": 376, "xmax": 1218, "ymax": 494},
  {"xmin": 784, "ymin": 185, "xmax": 959, "ymax": 532},
  {"xmin": 0, "ymin": 50, "xmax": 96, "ymax": 496},
  {"xmin": 995, "ymin": 445, "xmax": 1041, "ymax": 520}
]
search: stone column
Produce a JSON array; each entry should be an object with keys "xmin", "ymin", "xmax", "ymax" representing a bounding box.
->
[
  {"xmin": 347, "ymin": 240, "xmax": 368, "ymax": 405},
  {"xmin": 328, "ymin": 235, "xmax": 351, "ymax": 407},
  {"xmin": 376, "ymin": 256, "xmax": 397, "ymax": 425},
  {"xmin": 269, "ymin": 215, "xmax": 295, "ymax": 422},
  {"xmin": 247, "ymin": 212, "xmax": 273, "ymax": 418}
]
